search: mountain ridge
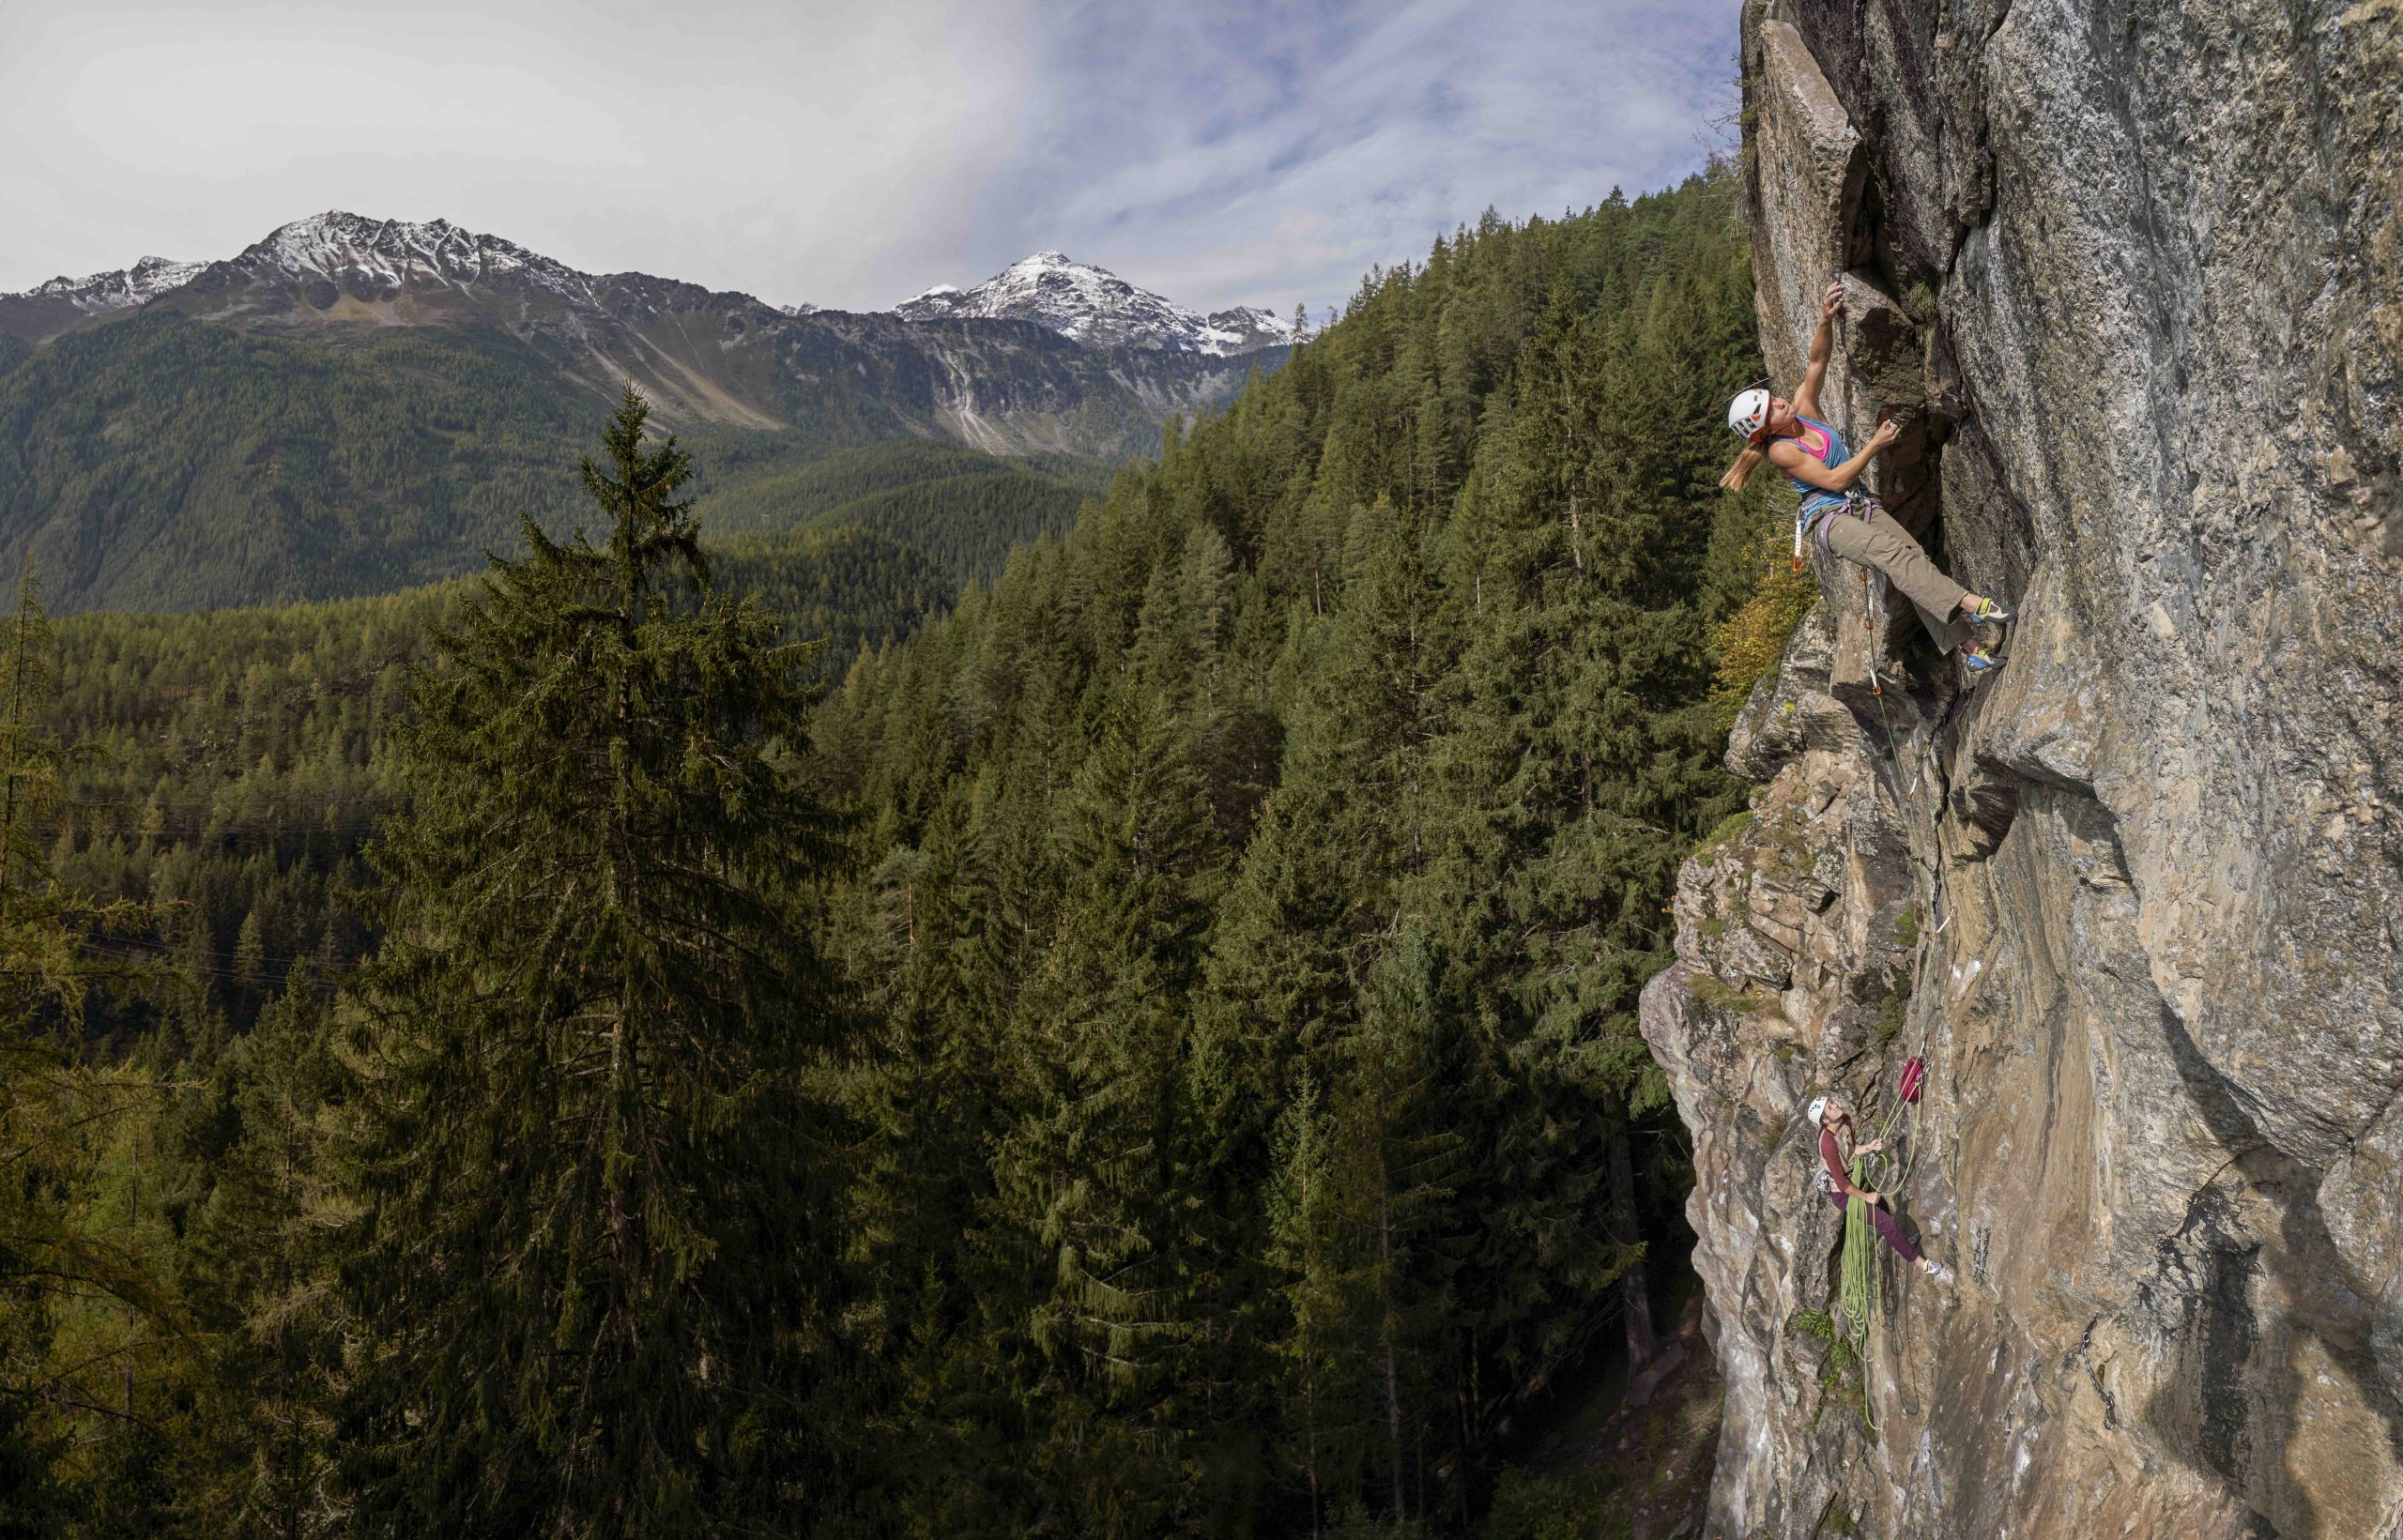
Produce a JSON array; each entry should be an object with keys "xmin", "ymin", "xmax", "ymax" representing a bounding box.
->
[
  {"xmin": 894, "ymin": 249, "xmax": 1293, "ymax": 356},
  {"xmin": 0, "ymin": 209, "xmax": 1289, "ymax": 457},
  {"xmin": 0, "ymin": 209, "xmax": 1293, "ymax": 612},
  {"xmin": 5, "ymin": 212, "xmax": 1293, "ymax": 360}
]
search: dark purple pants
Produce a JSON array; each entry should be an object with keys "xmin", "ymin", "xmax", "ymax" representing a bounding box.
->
[{"xmin": 1827, "ymin": 1188, "xmax": 1921, "ymax": 1263}]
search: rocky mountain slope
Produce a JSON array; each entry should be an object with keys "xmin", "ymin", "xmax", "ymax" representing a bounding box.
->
[
  {"xmin": 1644, "ymin": 3, "xmax": 2402, "ymax": 1535},
  {"xmin": 0, "ymin": 213, "xmax": 1296, "ymax": 611},
  {"xmin": 895, "ymin": 250, "xmax": 1293, "ymax": 356},
  {"xmin": 0, "ymin": 254, "xmax": 207, "ymax": 337},
  {"xmin": 0, "ymin": 214, "xmax": 1288, "ymax": 457}
]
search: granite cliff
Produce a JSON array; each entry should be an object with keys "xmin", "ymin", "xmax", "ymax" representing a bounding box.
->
[{"xmin": 1642, "ymin": 3, "xmax": 2403, "ymax": 1534}]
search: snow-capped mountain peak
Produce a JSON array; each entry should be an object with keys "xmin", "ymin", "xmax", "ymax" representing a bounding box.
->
[
  {"xmin": 5, "ymin": 218, "xmax": 1295, "ymax": 364},
  {"xmin": 894, "ymin": 252, "xmax": 1292, "ymax": 357},
  {"xmin": 3, "ymin": 254, "xmax": 207, "ymax": 316},
  {"xmin": 233, "ymin": 210, "xmax": 598, "ymax": 304},
  {"xmin": 1, "ymin": 214, "xmax": 610, "ymax": 322}
]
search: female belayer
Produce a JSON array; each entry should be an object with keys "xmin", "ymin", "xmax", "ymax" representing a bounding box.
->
[
  {"xmin": 1721, "ymin": 280, "xmax": 2013, "ymax": 675},
  {"xmin": 1810, "ymin": 1094, "xmax": 1952, "ymax": 1285}
]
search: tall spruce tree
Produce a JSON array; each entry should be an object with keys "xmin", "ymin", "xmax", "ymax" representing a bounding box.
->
[
  {"xmin": 338, "ymin": 388, "xmax": 852, "ymax": 1537},
  {"xmin": 983, "ymin": 679, "xmax": 1219, "ymax": 1529}
]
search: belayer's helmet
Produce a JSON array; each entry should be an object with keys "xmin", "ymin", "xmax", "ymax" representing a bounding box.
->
[
  {"xmin": 1806, "ymin": 1094, "xmax": 1831, "ymax": 1125},
  {"xmin": 1727, "ymin": 388, "xmax": 1772, "ymax": 440}
]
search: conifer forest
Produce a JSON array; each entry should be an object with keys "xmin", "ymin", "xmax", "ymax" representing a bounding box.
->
[{"xmin": 1, "ymin": 171, "xmax": 1783, "ymax": 1535}]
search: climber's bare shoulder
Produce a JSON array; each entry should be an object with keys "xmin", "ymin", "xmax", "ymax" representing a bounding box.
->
[{"xmin": 1766, "ymin": 439, "xmax": 1837, "ymax": 488}]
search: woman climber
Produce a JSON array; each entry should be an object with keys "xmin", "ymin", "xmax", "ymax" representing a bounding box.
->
[
  {"xmin": 1809, "ymin": 1094, "xmax": 1952, "ymax": 1286},
  {"xmin": 1721, "ymin": 280, "xmax": 2013, "ymax": 675}
]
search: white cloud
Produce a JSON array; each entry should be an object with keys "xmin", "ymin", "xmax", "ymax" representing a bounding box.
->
[
  {"xmin": 957, "ymin": 0, "xmax": 1737, "ymax": 313},
  {"xmin": 0, "ymin": 0, "xmax": 1033, "ymax": 310},
  {"xmin": 0, "ymin": 0, "xmax": 1735, "ymax": 316}
]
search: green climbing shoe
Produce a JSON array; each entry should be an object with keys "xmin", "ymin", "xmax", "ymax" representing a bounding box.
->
[
  {"xmin": 1963, "ymin": 647, "xmax": 2004, "ymax": 676},
  {"xmin": 1967, "ymin": 597, "xmax": 2013, "ymax": 626}
]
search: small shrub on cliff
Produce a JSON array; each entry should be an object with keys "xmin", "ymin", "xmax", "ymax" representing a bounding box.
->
[
  {"xmin": 1695, "ymin": 808, "xmax": 1753, "ymax": 859},
  {"xmin": 1690, "ymin": 973, "xmax": 1783, "ymax": 1017},
  {"xmin": 1875, "ymin": 983, "xmax": 1910, "ymax": 1044},
  {"xmin": 1706, "ymin": 494, "xmax": 1818, "ymax": 720},
  {"xmin": 1790, "ymin": 1312, "xmax": 1870, "ymax": 1432},
  {"xmin": 1709, "ymin": 562, "xmax": 1816, "ymax": 718},
  {"xmin": 1848, "ymin": 963, "xmax": 1913, "ymax": 1044}
]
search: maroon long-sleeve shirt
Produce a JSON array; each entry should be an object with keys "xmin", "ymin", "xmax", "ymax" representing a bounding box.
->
[{"xmin": 1819, "ymin": 1122, "xmax": 1863, "ymax": 1199}]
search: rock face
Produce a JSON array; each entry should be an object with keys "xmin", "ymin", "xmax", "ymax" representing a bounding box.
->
[{"xmin": 1643, "ymin": 3, "xmax": 2403, "ymax": 1534}]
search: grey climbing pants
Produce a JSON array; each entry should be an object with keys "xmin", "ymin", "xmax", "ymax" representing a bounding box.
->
[
  {"xmin": 1815, "ymin": 505, "xmax": 1975, "ymax": 655},
  {"xmin": 1826, "ymin": 1187, "xmax": 1922, "ymax": 1263}
]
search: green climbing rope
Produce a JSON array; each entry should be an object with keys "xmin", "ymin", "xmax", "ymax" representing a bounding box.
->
[{"xmin": 1838, "ymin": 1156, "xmax": 1888, "ymax": 1437}]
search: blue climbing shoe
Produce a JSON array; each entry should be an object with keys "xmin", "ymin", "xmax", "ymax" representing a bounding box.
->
[
  {"xmin": 1967, "ymin": 597, "xmax": 2013, "ymax": 626},
  {"xmin": 1963, "ymin": 647, "xmax": 2004, "ymax": 677}
]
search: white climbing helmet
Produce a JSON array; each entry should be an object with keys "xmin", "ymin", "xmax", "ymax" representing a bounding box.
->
[
  {"xmin": 1806, "ymin": 1094, "xmax": 1830, "ymax": 1125},
  {"xmin": 1727, "ymin": 387, "xmax": 1772, "ymax": 440}
]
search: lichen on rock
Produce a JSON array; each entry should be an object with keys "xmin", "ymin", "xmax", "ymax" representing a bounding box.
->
[{"xmin": 1646, "ymin": 4, "xmax": 2403, "ymax": 1534}]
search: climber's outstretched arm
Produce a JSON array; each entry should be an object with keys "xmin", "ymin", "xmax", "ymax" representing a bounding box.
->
[{"xmin": 1794, "ymin": 281, "xmax": 1844, "ymax": 419}]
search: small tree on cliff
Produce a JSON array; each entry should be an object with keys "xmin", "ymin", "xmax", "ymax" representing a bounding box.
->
[{"xmin": 339, "ymin": 387, "xmax": 853, "ymax": 1536}]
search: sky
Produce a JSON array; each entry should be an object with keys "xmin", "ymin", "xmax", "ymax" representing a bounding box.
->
[{"xmin": 1, "ymin": 0, "xmax": 1737, "ymax": 316}]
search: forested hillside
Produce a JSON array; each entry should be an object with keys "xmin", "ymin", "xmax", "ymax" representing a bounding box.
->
[
  {"xmin": 699, "ymin": 439, "xmax": 1112, "ymax": 583},
  {"xmin": 41, "ymin": 520, "xmax": 947, "ymax": 1057},
  {"xmin": 805, "ymin": 167, "xmax": 1773, "ymax": 1532},
  {"xmin": 0, "ymin": 314, "xmax": 613, "ymax": 612},
  {"xmin": 0, "ymin": 313, "xmax": 1112, "ymax": 614},
  {"xmin": 0, "ymin": 166, "xmax": 1778, "ymax": 1537}
]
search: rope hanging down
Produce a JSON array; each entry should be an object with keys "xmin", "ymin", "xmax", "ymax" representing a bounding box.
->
[
  {"xmin": 1854, "ymin": 541, "xmax": 1948, "ymax": 1166},
  {"xmin": 1826, "ymin": 533, "xmax": 1956, "ymax": 1433}
]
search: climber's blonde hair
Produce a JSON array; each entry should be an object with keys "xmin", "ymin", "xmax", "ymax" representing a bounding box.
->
[{"xmin": 1719, "ymin": 438, "xmax": 1773, "ymax": 492}]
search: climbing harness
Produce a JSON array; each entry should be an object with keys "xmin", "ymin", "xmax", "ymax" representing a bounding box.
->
[{"xmin": 1793, "ymin": 485, "xmax": 1881, "ymax": 569}]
